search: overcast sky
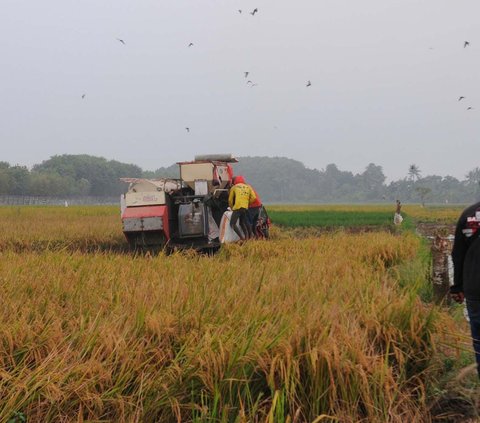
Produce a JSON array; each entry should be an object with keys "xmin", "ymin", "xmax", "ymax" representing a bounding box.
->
[{"xmin": 1, "ymin": 0, "xmax": 479, "ymax": 180}]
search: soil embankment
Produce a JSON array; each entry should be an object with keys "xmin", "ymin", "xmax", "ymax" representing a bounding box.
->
[{"xmin": 416, "ymin": 223, "xmax": 456, "ymax": 303}]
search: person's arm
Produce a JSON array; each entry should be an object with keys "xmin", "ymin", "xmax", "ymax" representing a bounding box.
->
[
  {"xmin": 249, "ymin": 187, "xmax": 257, "ymax": 205},
  {"xmin": 451, "ymin": 212, "xmax": 468, "ymax": 298},
  {"xmin": 228, "ymin": 188, "xmax": 235, "ymax": 209}
]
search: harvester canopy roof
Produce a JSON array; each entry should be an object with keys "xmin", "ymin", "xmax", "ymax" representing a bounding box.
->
[{"xmin": 177, "ymin": 154, "xmax": 238, "ymax": 164}]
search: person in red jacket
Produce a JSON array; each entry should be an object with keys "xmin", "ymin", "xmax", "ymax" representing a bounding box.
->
[{"xmin": 248, "ymin": 186, "xmax": 263, "ymax": 238}]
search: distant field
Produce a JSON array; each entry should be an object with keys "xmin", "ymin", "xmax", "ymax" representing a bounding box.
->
[
  {"xmin": 0, "ymin": 206, "xmax": 124, "ymax": 252},
  {"xmin": 0, "ymin": 204, "xmax": 464, "ymax": 252},
  {"xmin": 267, "ymin": 204, "xmax": 464, "ymax": 228},
  {"xmin": 268, "ymin": 209, "xmax": 396, "ymax": 228},
  {"xmin": 0, "ymin": 205, "xmax": 471, "ymax": 422}
]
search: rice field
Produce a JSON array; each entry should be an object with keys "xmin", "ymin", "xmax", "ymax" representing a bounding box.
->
[
  {"xmin": 0, "ymin": 205, "xmax": 472, "ymax": 422},
  {"xmin": 268, "ymin": 209, "xmax": 396, "ymax": 228},
  {"xmin": 268, "ymin": 204, "xmax": 465, "ymax": 227}
]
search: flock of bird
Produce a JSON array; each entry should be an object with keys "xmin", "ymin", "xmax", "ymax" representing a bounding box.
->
[
  {"xmin": 79, "ymin": 7, "xmax": 312, "ymax": 134},
  {"xmin": 80, "ymin": 13, "xmax": 474, "ymax": 133},
  {"xmin": 238, "ymin": 8, "xmax": 258, "ymax": 15},
  {"xmin": 459, "ymin": 96, "xmax": 474, "ymax": 111},
  {"xmin": 459, "ymin": 41, "xmax": 474, "ymax": 111},
  {"xmin": 180, "ymin": 8, "xmax": 313, "ymax": 134}
]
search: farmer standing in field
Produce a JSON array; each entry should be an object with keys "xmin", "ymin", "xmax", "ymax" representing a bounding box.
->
[
  {"xmin": 228, "ymin": 175, "xmax": 256, "ymax": 240},
  {"xmin": 451, "ymin": 201, "xmax": 480, "ymax": 377},
  {"xmin": 243, "ymin": 179, "xmax": 263, "ymax": 238},
  {"xmin": 394, "ymin": 200, "xmax": 403, "ymax": 225}
]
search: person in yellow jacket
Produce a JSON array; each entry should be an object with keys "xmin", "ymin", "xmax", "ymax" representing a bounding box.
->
[{"xmin": 228, "ymin": 175, "xmax": 256, "ymax": 240}]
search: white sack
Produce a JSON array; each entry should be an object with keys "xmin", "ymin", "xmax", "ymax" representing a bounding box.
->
[
  {"xmin": 219, "ymin": 211, "xmax": 243, "ymax": 243},
  {"xmin": 394, "ymin": 213, "xmax": 403, "ymax": 225},
  {"xmin": 207, "ymin": 208, "xmax": 220, "ymax": 240}
]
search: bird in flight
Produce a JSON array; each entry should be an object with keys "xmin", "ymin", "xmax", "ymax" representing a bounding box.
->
[
  {"xmin": 458, "ymin": 96, "xmax": 465, "ymax": 101},
  {"xmin": 250, "ymin": 8, "xmax": 258, "ymax": 16},
  {"xmin": 81, "ymin": 94, "xmax": 86, "ymax": 99},
  {"xmin": 238, "ymin": 9, "xmax": 242, "ymax": 13},
  {"xmin": 117, "ymin": 38, "xmax": 126, "ymax": 45},
  {"xmin": 185, "ymin": 127, "xmax": 190, "ymax": 132},
  {"xmin": 464, "ymin": 41, "xmax": 470, "ymax": 48},
  {"xmin": 467, "ymin": 107, "xmax": 474, "ymax": 110},
  {"xmin": 306, "ymin": 80, "xmax": 312, "ymax": 87},
  {"xmin": 188, "ymin": 43, "xmax": 194, "ymax": 47},
  {"xmin": 244, "ymin": 72, "xmax": 249, "ymax": 78}
]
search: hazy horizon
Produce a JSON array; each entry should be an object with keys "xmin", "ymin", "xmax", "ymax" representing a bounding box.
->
[
  {"xmin": 2, "ymin": 0, "xmax": 479, "ymax": 181},
  {"xmin": 4, "ymin": 152, "xmax": 477, "ymax": 183}
]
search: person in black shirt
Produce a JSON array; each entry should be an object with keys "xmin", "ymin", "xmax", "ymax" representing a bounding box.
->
[{"xmin": 451, "ymin": 201, "xmax": 480, "ymax": 377}]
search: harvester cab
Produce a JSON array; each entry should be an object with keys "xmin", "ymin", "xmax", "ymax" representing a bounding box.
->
[{"xmin": 121, "ymin": 154, "xmax": 237, "ymax": 251}]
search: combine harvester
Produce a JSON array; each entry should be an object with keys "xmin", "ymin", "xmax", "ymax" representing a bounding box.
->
[{"xmin": 120, "ymin": 154, "xmax": 270, "ymax": 251}]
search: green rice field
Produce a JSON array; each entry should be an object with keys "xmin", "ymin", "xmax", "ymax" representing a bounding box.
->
[{"xmin": 268, "ymin": 209, "xmax": 398, "ymax": 228}]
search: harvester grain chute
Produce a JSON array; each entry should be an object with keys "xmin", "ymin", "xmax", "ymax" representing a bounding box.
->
[{"xmin": 120, "ymin": 154, "xmax": 270, "ymax": 251}]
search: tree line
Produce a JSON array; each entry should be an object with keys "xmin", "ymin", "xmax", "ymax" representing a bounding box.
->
[
  {"xmin": 232, "ymin": 158, "xmax": 480, "ymax": 204},
  {"xmin": 1, "ymin": 154, "xmax": 479, "ymax": 204},
  {"xmin": 0, "ymin": 155, "xmax": 142, "ymax": 197}
]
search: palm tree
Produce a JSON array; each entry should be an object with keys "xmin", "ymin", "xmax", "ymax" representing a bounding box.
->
[{"xmin": 408, "ymin": 164, "xmax": 421, "ymax": 182}]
